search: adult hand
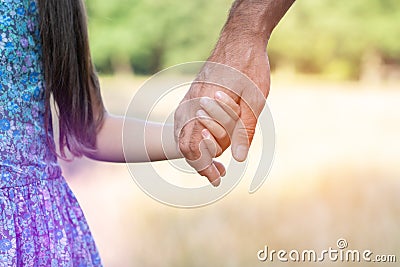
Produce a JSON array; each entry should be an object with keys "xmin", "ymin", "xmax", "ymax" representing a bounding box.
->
[{"xmin": 174, "ymin": 40, "xmax": 270, "ymax": 185}]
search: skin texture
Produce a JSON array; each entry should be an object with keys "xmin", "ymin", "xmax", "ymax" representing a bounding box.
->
[{"xmin": 174, "ymin": 0, "xmax": 296, "ymax": 184}]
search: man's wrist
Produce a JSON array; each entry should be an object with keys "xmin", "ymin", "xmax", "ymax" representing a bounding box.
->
[
  {"xmin": 219, "ymin": 0, "xmax": 271, "ymax": 46},
  {"xmin": 214, "ymin": 0, "xmax": 296, "ymax": 51},
  {"xmin": 208, "ymin": 31, "xmax": 267, "ymax": 70}
]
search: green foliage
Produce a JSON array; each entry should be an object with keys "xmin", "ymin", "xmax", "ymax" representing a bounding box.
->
[
  {"xmin": 86, "ymin": 0, "xmax": 232, "ymax": 74},
  {"xmin": 269, "ymin": 0, "xmax": 400, "ymax": 79},
  {"xmin": 86, "ymin": 0, "xmax": 400, "ymax": 78}
]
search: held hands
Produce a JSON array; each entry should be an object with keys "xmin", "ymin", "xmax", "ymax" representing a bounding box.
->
[
  {"xmin": 174, "ymin": 45, "xmax": 270, "ymax": 185},
  {"xmin": 185, "ymin": 91, "xmax": 241, "ymax": 186}
]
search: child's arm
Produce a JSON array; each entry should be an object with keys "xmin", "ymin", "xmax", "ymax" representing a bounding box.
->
[
  {"xmin": 86, "ymin": 114, "xmax": 180, "ymax": 162},
  {"xmin": 85, "ymin": 91, "xmax": 240, "ymax": 163}
]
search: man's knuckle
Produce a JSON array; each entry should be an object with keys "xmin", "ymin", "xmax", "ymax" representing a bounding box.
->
[{"xmin": 245, "ymin": 127, "xmax": 256, "ymax": 142}]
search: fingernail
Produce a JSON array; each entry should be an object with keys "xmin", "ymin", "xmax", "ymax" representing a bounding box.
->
[
  {"xmin": 235, "ymin": 145, "xmax": 248, "ymax": 162},
  {"xmin": 220, "ymin": 169, "xmax": 226, "ymax": 177},
  {"xmin": 196, "ymin": 110, "xmax": 206, "ymax": 117},
  {"xmin": 212, "ymin": 178, "xmax": 221, "ymax": 187},
  {"xmin": 215, "ymin": 91, "xmax": 223, "ymax": 100},
  {"xmin": 201, "ymin": 129, "xmax": 210, "ymax": 139}
]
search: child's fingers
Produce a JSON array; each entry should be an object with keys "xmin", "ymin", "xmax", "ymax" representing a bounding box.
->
[
  {"xmin": 195, "ymin": 129, "xmax": 226, "ymax": 186},
  {"xmin": 196, "ymin": 110, "xmax": 227, "ymax": 140},
  {"xmin": 199, "ymin": 97, "xmax": 237, "ymax": 134},
  {"xmin": 215, "ymin": 91, "xmax": 240, "ymax": 120},
  {"xmin": 186, "ymin": 136, "xmax": 222, "ymax": 186},
  {"xmin": 201, "ymin": 129, "xmax": 223, "ymax": 157}
]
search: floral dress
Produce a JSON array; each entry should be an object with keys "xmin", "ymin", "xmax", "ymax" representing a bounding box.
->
[{"xmin": 0, "ymin": 0, "xmax": 102, "ymax": 266}]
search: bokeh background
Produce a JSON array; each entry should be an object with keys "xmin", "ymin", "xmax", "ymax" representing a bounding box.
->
[{"xmin": 61, "ymin": 0, "xmax": 400, "ymax": 266}]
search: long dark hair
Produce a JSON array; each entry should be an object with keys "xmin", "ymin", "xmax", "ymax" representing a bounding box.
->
[{"xmin": 38, "ymin": 0, "xmax": 105, "ymax": 158}]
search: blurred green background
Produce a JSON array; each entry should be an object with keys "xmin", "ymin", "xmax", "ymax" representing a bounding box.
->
[
  {"xmin": 86, "ymin": 0, "xmax": 400, "ymax": 80},
  {"xmin": 61, "ymin": 0, "xmax": 400, "ymax": 266}
]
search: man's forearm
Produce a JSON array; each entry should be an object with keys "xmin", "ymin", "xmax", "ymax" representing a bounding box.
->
[{"xmin": 217, "ymin": 0, "xmax": 296, "ymax": 48}]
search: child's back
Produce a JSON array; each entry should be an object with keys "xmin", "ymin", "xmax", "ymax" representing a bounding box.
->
[{"xmin": 0, "ymin": 1, "xmax": 101, "ymax": 265}]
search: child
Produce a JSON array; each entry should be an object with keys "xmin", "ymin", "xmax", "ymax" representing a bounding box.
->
[{"xmin": 0, "ymin": 0, "xmax": 239, "ymax": 266}]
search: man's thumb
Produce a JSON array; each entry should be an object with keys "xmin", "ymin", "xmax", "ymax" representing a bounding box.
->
[
  {"xmin": 231, "ymin": 93, "xmax": 265, "ymax": 162},
  {"xmin": 231, "ymin": 115, "xmax": 254, "ymax": 162}
]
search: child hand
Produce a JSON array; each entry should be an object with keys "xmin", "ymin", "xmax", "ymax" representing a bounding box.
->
[{"xmin": 196, "ymin": 91, "xmax": 241, "ymax": 158}]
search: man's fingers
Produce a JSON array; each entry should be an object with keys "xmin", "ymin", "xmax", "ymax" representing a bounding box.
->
[
  {"xmin": 176, "ymin": 101, "xmax": 226, "ymax": 186},
  {"xmin": 183, "ymin": 134, "xmax": 224, "ymax": 186},
  {"xmin": 185, "ymin": 136, "xmax": 224, "ymax": 186},
  {"xmin": 230, "ymin": 73, "xmax": 267, "ymax": 162},
  {"xmin": 213, "ymin": 161, "xmax": 226, "ymax": 177},
  {"xmin": 231, "ymin": 120, "xmax": 251, "ymax": 162},
  {"xmin": 231, "ymin": 102, "xmax": 260, "ymax": 162}
]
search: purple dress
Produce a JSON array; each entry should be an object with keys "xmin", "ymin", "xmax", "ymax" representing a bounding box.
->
[{"xmin": 0, "ymin": 0, "xmax": 102, "ymax": 266}]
